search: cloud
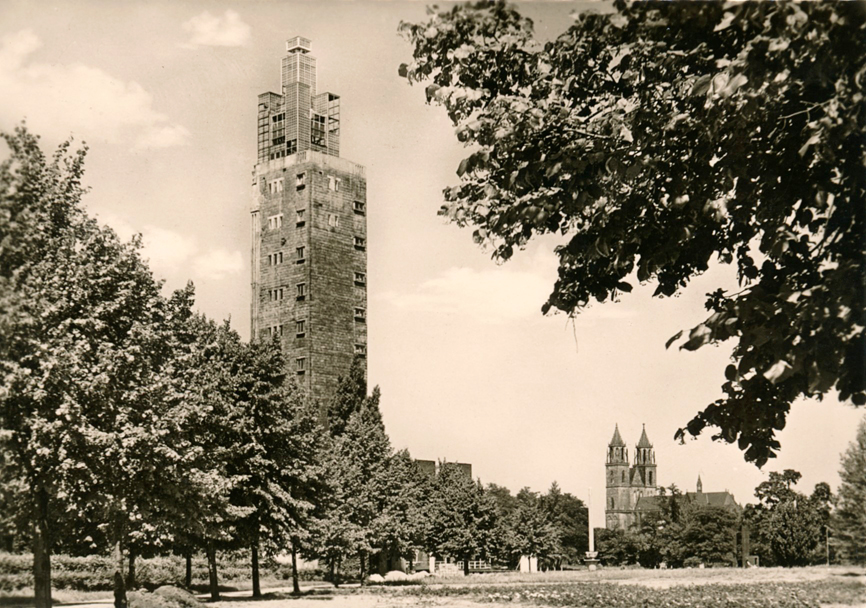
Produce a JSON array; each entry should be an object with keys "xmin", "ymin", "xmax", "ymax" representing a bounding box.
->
[
  {"xmin": 95, "ymin": 212, "xmax": 241, "ymax": 283},
  {"xmin": 193, "ymin": 249, "xmax": 244, "ymax": 280},
  {"xmin": 379, "ymin": 250, "xmax": 558, "ymax": 324},
  {"xmin": 140, "ymin": 226, "xmax": 200, "ymax": 272},
  {"xmin": 0, "ymin": 29, "xmax": 189, "ymax": 149},
  {"xmin": 182, "ymin": 10, "xmax": 251, "ymax": 47},
  {"xmin": 134, "ymin": 124, "xmax": 191, "ymax": 150}
]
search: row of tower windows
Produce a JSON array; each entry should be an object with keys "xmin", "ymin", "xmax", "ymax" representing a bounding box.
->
[
  {"xmin": 294, "ymin": 345, "xmax": 365, "ymax": 376},
  {"xmin": 261, "ymin": 310, "xmax": 366, "ymax": 342},
  {"xmin": 267, "ymin": 172, "xmax": 356, "ymax": 195},
  {"xmin": 265, "ymin": 122, "xmax": 337, "ymax": 159},
  {"xmin": 265, "ymin": 273, "xmax": 365, "ymax": 302},
  {"xmin": 266, "ymin": 248, "xmax": 306, "ymax": 266},
  {"xmin": 266, "ymin": 210, "xmax": 364, "ymax": 236}
]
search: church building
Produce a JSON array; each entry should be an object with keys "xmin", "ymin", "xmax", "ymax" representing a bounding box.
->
[
  {"xmin": 605, "ymin": 424, "xmax": 742, "ymax": 531},
  {"xmin": 605, "ymin": 424, "xmax": 659, "ymax": 529}
]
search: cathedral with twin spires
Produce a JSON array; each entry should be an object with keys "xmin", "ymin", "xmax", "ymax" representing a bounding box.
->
[{"xmin": 605, "ymin": 424, "xmax": 659, "ymax": 529}]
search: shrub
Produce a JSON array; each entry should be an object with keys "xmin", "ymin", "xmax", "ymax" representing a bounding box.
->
[
  {"xmin": 0, "ymin": 552, "xmax": 317, "ymax": 592},
  {"xmin": 153, "ymin": 585, "xmax": 201, "ymax": 608}
]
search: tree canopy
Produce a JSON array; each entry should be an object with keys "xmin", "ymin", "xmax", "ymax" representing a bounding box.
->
[
  {"xmin": 835, "ymin": 415, "xmax": 866, "ymax": 564},
  {"xmin": 399, "ymin": 0, "xmax": 865, "ymax": 466}
]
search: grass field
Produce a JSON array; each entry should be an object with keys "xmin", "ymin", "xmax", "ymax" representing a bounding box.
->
[{"xmin": 2, "ymin": 566, "xmax": 863, "ymax": 608}]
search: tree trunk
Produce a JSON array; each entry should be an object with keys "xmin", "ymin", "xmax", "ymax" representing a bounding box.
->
[
  {"xmin": 185, "ymin": 552, "xmax": 192, "ymax": 589},
  {"xmin": 463, "ymin": 556, "xmax": 470, "ymax": 577},
  {"xmin": 205, "ymin": 541, "xmax": 220, "ymax": 601},
  {"xmin": 32, "ymin": 487, "xmax": 52, "ymax": 608},
  {"xmin": 290, "ymin": 538, "xmax": 301, "ymax": 595},
  {"xmin": 251, "ymin": 543, "xmax": 261, "ymax": 598},
  {"xmin": 113, "ymin": 539, "xmax": 127, "ymax": 608},
  {"xmin": 126, "ymin": 550, "xmax": 136, "ymax": 590},
  {"xmin": 328, "ymin": 558, "xmax": 336, "ymax": 588},
  {"xmin": 359, "ymin": 552, "xmax": 366, "ymax": 586}
]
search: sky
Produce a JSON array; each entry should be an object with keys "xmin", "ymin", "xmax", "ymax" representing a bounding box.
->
[{"xmin": 1, "ymin": 0, "xmax": 862, "ymax": 529}]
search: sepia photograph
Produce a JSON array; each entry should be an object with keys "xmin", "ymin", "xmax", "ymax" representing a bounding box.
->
[{"xmin": 0, "ymin": 1, "xmax": 863, "ymax": 607}]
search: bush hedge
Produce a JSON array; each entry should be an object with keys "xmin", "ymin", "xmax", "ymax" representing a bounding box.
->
[{"xmin": 0, "ymin": 552, "xmax": 321, "ymax": 592}]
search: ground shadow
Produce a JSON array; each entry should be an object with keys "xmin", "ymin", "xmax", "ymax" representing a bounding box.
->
[{"xmin": 208, "ymin": 589, "xmax": 337, "ymax": 603}]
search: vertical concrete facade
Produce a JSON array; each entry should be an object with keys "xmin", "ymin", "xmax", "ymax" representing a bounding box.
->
[{"xmin": 252, "ymin": 38, "xmax": 366, "ymax": 411}]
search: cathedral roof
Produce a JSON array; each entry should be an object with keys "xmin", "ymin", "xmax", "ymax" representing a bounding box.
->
[
  {"xmin": 636, "ymin": 424, "xmax": 653, "ymax": 448},
  {"xmin": 634, "ymin": 491, "xmax": 741, "ymax": 513},
  {"xmin": 609, "ymin": 424, "xmax": 626, "ymax": 447}
]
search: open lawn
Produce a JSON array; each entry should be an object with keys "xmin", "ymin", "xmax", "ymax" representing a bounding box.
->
[{"xmin": 3, "ymin": 567, "xmax": 863, "ymax": 608}]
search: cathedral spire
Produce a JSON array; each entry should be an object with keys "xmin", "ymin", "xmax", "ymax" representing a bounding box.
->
[
  {"xmin": 637, "ymin": 423, "xmax": 652, "ymax": 448},
  {"xmin": 697, "ymin": 474, "xmax": 703, "ymax": 494},
  {"xmin": 609, "ymin": 424, "xmax": 626, "ymax": 447}
]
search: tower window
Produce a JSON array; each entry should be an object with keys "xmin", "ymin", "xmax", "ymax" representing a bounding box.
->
[
  {"xmin": 622, "ymin": 471, "xmax": 626, "ymax": 483},
  {"xmin": 609, "ymin": 497, "xmax": 614, "ymax": 509},
  {"xmin": 296, "ymin": 357, "xmax": 306, "ymax": 374},
  {"xmin": 354, "ymin": 307, "xmax": 366, "ymax": 321},
  {"xmin": 296, "ymin": 319, "xmax": 306, "ymax": 338},
  {"xmin": 354, "ymin": 344, "xmax": 366, "ymax": 356},
  {"xmin": 287, "ymin": 139, "xmax": 297, "ymax": 155},
  {"xmin": 296, "ymin": 173, "xmax": 306, "ymax": 189},
  {"xmin": 268, "ymin": 178, "xmax": 284, "ymax": 194},
  {"xmin": 353, "ymin": 200, "xmax": 366, "ymax": 215},
  {"xmin": 296, "ymin": 283, "xmax": 306, "ymax": 300},
  {"xmin": 267, "ymin": 214, "xmax": 283, "ymax": 230},
  {"xmin": 296, "ymin": 209, "xmax": 306, "ymax": 226},
  {"xmin": 328, "ymin": 175, "xmax": 341, "ymax": 191},
  {"xmin": 354, "ymin": 272, "xmax": 366, "ymax": 286},
  {"xmin": 328, "ymin": 213, "xmax": 339, "ymax": 228},
  {"xmin": 296, "ymin": 246, "xmax": 305, "ymax": 263},
  {"xmin": 648, "ymin": 471, "xmax": 653, "ymax": 485},
  {"xmin": 354, "ymin": 236, "xmax": 366, "ymax": 251}
]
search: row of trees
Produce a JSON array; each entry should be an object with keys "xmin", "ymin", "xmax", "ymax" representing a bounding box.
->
[
  {"xmin": 596, "ymin": 487, "xmax": 743, "ymax": 569},
  {"xmin": 311, "ymin": 361, "xmax": 590, "ymax": 579},
  {"xmin": 0, "ymin": 125, "xmax": 589, "ymax": 608},
  {"xmin": 0, "ymin": 126, "xmax": 329, "ymax": 608}
]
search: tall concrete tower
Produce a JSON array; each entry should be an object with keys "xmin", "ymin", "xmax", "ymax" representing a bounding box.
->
[
  {"xmin": 605, "ymin": 424, "xmax": 632, "ymax": 530},
  {"xmin": 251, "ymin": 37, "xmax": 367, "ymax": 411}
]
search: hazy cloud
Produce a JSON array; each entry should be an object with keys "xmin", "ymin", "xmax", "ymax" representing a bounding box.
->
[
  {"xmin": 193, "ymin": 249, "xmax": 244, "ymax": 280},
  {"xmin": 0, "ymin": 29, "xmax": 189, "ymax": 149},
  {"xmin": 134, "ymin": 124, "xmax": 191, "ymax": 150},
  {"xmin": 379, "ymin": 251, "xmax": 557, "ymax": 324},
  {"xmin": 97, "ymin": 212, "xmax": 241, "ymax": 283},
  {"xmin": 182, "ymin": 11, "xmax": 251, "ymax": 47}
]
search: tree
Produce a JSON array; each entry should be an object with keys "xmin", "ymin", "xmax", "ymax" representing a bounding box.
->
[
  {"xmin": 326, "ymin": 356, "xmax": 368, "ymax": 436},
  {"xmin": 678, "ymin": 505, "xmax": 740, "ymax": 567},
  {"xmin": 835, "ymin": 416, "xmax": 866, "ymax": 564},
  {"xmin": 594, "ymin": 527, "xmax": 638, "ymax": 566},
  {"xmin": 540, "ymin": 482, "xmax": 588, "ymax": 568},
  {"xmin": 313, "ymin": 384, "xmax": 419, "ymax": 584},
  {"xmin": 0, "ymin": 125, "xmax": 187, "ymax": 608},
  {"xmin": 226, "ymin": 336, "xmax": 326, "ymax": 598},
  {"xmin": 399, "ymin": 1, "xmax": 865, "ymax": 466},
  {"xmin": 509, "ymin": 488, "xmax": 561, "ymax": 569},
  {"xmin": 426, "ymin": 463, "xmax": 498, "ymax": 575},
  {"xmin": 744, "ymin": 469, "xmax": 828, "ymax": 567}
]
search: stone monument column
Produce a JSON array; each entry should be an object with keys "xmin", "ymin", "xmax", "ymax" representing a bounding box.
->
[{"xmin": 585, "ymin": 488, "xmax": 600, "ymax": 570}]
